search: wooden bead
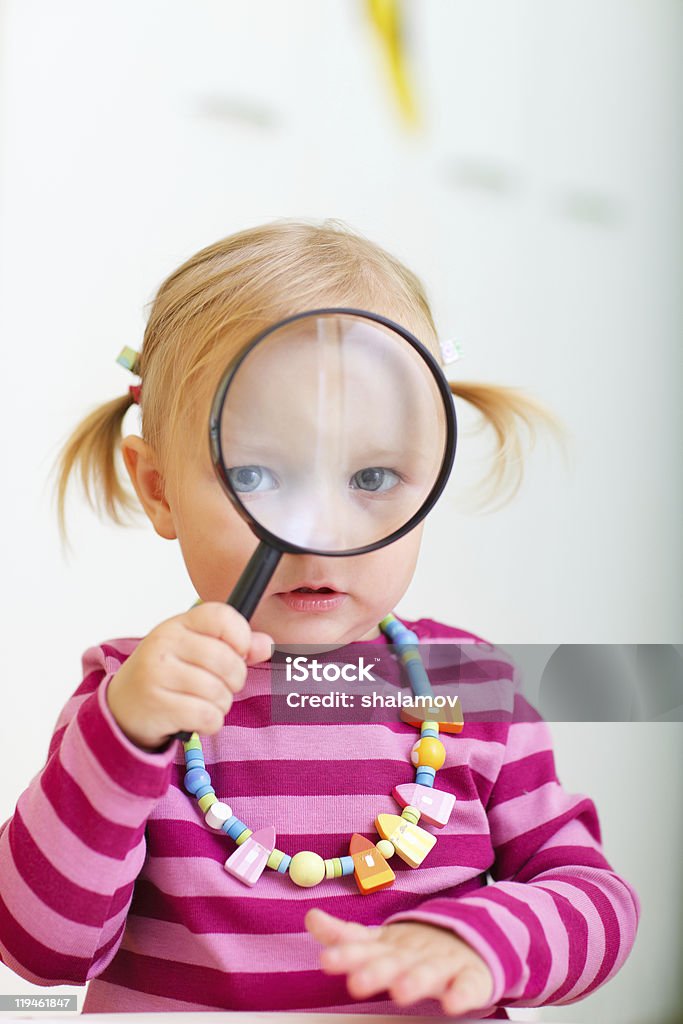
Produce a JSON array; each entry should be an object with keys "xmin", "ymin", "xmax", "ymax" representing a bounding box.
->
[
  {"xmin": 184, "ymin": 767, "xmax": 211, "ymax": 794},
  {"xmin": 400, "ymin": 700, "xmax": 464, "ymax": 733},
  {"xmin": 276, "ymin": 854, "xmax": 292, "ymax": 874},
  {"xmin": 375, "ymin": 812, "xmax": 436, "ymax": 868},
  {"xmin": 288, "ymin": 851, "xmax": 326, "ymax": 887},
  {"xmin": 339, "ymin": 856, "xmax": 355, "ymax": 876},
  {"xmin": 411, "ymin": 737, "xmax": 446, "ymax": 770},
  {"xmin": 393, "ymin": 782, "xmax": 455, "ymax": 828},
  {"xmin": 224, "ymin": 826, "xmax": 275, "ymax": 886},
  {"xmin": 204, "ymin": 800, "xmax": 233, "ymax": 829},
  {"xmin": 198, "ymin": 792, "xmax": 218, "ymax": 813},
  {"xmin": 349, "ymin": 834, "xmax": 395, "ymax": 894},
  {"xmin": 267, "ymin": 848, "xmax": 286, "ymax": 871},
  {"xmin": 400, "ymin": 805, "xmax": 421, "ymax": 825},
  {"xmin": 376, "ymin": 839, "xmax": 395, "ymax": 859}
]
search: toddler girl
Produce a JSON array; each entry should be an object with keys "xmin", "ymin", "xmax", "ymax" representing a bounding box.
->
[{"xmin": 0, "ymin": 220, "xmax": 639, "ymax": 1019}]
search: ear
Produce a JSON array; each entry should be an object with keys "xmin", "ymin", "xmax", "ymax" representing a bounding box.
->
[{"xmin": 120, "ymin": 435, "xmax": 177, "ymax": 540}]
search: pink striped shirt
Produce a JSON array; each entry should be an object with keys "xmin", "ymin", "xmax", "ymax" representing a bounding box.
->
[{"xmin": 0, "ymin": 617, "xmax": 640, "ymax": 1018}]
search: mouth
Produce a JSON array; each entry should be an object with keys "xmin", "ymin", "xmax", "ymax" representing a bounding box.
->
[
  {"xmin": 275, "ymin": 583, "xmax": 348, "ymax": 612},
  {"xmin": 278, "ymin": 583, "xmax": 344, "ymax": 595}
]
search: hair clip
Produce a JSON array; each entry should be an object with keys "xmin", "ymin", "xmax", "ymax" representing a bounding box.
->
[
  {"xmin": 128, "ymin": 383, "xmax": 142, "ymax": 405},
  {"xmin": 116, "ymin": 346, "xmax": 141, "ymax": 376},
  {"xmin": 439, "ymin": 339, "xmax": 464, "ymax": 365}
]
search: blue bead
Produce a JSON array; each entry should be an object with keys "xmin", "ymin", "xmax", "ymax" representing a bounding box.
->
[
  {"xmin": 277, "ymin": 855, "xmax": 292, "ymax": 873},
  {"xmin": 221, "ymin": 816, "xmax": 239, "ymax": 834},
  {"xmin": 416, "ymin": 766, "xmax": 436, "ymax": 787},
  {"xmin": 185, "ymin": 754, "xmax": 205, "ymax": 768},
  {"xmin": 421, "ymin": 727, "xmax": 439, "ymax": 738},
  {"xmin": 184, "ymin": 767, "xmax": 211, "ymax": 794},
  {"xmin": 397, "ymin": 630, "xmax": 419, "ymax": 647},
  {"xmin": 405, "ymin": 657, "xmax": 432, "ymax": 697},
  {"xmin": 339, "ymin": 856, "xmax": 355, "ymax": 876},
  {"xmin": 195, "ymin": 784, "xmax": 215, "ymax": 800},
  {"xmin": 227, "ymin": 818, "xmax": 248, "ymax": 840}
]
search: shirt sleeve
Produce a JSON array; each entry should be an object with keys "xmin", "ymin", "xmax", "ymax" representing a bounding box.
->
[
  {"xmin": 380, "ymin": 690, "xmax": 642, "ymax": 1013},
  {"xmin": 0, "ymin": 641, "xmax": 178, "ymax": 986}
]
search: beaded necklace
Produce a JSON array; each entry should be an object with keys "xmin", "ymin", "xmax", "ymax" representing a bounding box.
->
[{"xmin": 182, "ymin": 613, "xmax": 463, "ymax": 894}]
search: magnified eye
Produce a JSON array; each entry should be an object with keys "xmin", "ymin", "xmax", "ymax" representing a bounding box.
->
[
  {"xmin": 350, "ymin": 467, "xmax": 401, "ymax": 493},
  {"xmin": 227, "ymin": 466, "xmax": 278, "ymax": 493}
]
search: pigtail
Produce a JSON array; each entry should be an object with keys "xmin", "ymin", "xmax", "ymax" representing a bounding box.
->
[
  {"xmin": 52, "ymin": 391, "xmax": 140, "ymax": 547},
  {"xmin": 448, "ymin": 380, "xmax": 570, "ymax": 512}
]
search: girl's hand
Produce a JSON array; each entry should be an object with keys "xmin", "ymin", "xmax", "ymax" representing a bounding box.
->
[
  {"xmin": 305, "ymin": 907, "xmax": 495, "ymax": 1018},
  {"xmin": 106, "ymin": 602, "xmax": 273, "ymax": 752}
]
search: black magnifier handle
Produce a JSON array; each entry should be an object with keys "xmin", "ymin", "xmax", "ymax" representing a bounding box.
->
[{"xmin": 173, "ymin": 540, "xmax": 283, "ymax": 743}]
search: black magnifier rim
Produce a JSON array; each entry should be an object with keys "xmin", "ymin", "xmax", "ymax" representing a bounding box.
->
[{"xmin": 209, "ymin": 307, "xmax": 457, "ymax": 557}]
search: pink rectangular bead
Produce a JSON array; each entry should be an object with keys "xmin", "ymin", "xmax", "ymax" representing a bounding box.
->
[{"xmin": 224, "ymin": 826, "xmax": 275, "ymax": 886}]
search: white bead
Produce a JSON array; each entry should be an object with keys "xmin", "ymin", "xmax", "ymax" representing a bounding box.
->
[{"xmin": 205, "ymin": 801, "xmax": 233, "ymax": 830}]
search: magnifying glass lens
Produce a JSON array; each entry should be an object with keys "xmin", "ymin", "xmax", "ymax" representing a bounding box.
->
[{"xmin": 215, "ymin": 313, "xmax": 449, "ymax": 553}]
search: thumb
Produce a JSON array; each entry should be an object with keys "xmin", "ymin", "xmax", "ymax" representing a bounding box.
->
[{"xmin": 246, "ymin": 631, "xmax": 274, "ymax": 665}]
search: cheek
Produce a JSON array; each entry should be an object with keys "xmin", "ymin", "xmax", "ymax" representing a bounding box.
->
[
  {"xmin": 362, "ymin": 532, "xmax": 422, "ymax": 585},
  {"xmin": 175, "ymin": 482, "xmax": 252, "ymax": 562}
]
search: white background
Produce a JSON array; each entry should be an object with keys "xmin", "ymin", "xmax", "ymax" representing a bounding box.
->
[{"xmin": 0, "ymin": 2, "xmax": 681, "ymax": 1022}]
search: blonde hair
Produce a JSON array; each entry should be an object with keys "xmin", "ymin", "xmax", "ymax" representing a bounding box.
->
[{"xmin": 53, "ymin": 218, "xmax": 567, "ymax": 544}]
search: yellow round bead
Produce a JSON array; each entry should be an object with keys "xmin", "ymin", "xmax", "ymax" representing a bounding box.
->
[
  {"xmin": 288, "ymin": 851, "xmax": 326, "ymax": 887},
  {"xmin": 376, "ymin": 840, "xmax": 395, "ymax": 859},
  {"xmin": 411, "ymin": 737, "xmax": 446, "ymax": 770}
]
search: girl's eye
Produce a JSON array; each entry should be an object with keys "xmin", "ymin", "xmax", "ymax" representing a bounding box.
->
[
  {"xmin": 227, "ymin": 466, "xmax": 278, "ymax": 493},
  {"xmin": 350, "ymin": 467, "xmax": 401, "ymax": 493}
]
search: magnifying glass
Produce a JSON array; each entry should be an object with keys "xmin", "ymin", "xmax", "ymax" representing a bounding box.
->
[{"xmin": 174, "ymin": 308, "xmax": 457, "ymax": 741}]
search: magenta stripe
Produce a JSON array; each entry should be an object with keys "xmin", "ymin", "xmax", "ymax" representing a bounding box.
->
[
  {"xmin": 487, "ymin": 751, "xmax": 557, "ymax": 808},
  {"xmin": 472, "ymin": 888, "xmax": 552, "ymax": 1000},
  {"xmin": 41, "ymin": 754, "xmax": 145, "ymax": 859},
  {"xmin": 189, "ymin": 757, "xmax": 493, "ymax": 799},
  {"xmin": 99, "ymin": 641, "xmax": 139, "ymax": 665},
  {"xmin": 536, "ymin": 885, "xmax": 589, "ymax": 1002},
  {"xmin": 512, "ymin": 693, "xmax": 543, "ymax": 722},
  {"xmin": 76, "ymin": 682, "xmax": 176, "ymax": 797},
  {"xmin": 384, "ymin": 898, "xmax": 520, "ymax": 1004},
  {"xmin": 9, "ymin": 807, "xmax": 131, "ymax": 926},
  {"xmin": 129, "ymin": 877, "xmax": 485, "ymax": 934},
  {"xmin": 146, "ymin": 820, "xmax": 493, "ymax": 870},
  {"xmin": 75, "ymin": 666, "xmax": 106, "ymax": 695},
  {"xmin": 494, "ymin": 798, "xmax": 600, "ymax": 878},
  {"xmin": 0, "ymin": 890, "xmax": 91, "ymax": 982},
  {"xmin": 90, "ymin": 919, "xmax": 128, "ymax": 978},
  {"xmin": 47, "ymin": 724, "xmax": 67, "ymax": 761},
  {"xmin": 220, "ymin": 693, "xmax": 511, "ymax": 736},
  {"xmin": 534, "ymin": 875, "xmax": 620, "ymax": 994},
  {"xmin": 513, "ymin": 844, "xmax": 613, "ymax": 883},
  {"xmin": 98, "ymin": 948, "xmax": 420, "ymax": 1012}
]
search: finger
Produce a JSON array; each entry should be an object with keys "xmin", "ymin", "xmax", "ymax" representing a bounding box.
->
[
  {"xmin": 180, "ymin": 602, "xmax": 252, "ymax": 659},
  {"xmin": 441, "ymin": 964, "xmax": 493, "ymax": 1017},
  {"xmin": 305, "ymin": 908, "xmax": 382, "ymax": 947},
  {"xmin": 345, "ymin": 949, "xmax": 417, "ymax": 1001},
  {"xmin": 388, "ymin": 955, "xmax": 458, "ymax": 1007},
  {"xmin": 319, "ymin": 939, "xmax": 393, "ymax": 975},
  {"xmin": 171, "ymin": 631, "xmax": 249, "ymax": 692},
  {"xmin": 164, "ymin": 658, "xmax": 237, "ymax": 712},
  {"xmin": 247, "ymin": 631, "xmax": 274, "ymax": 665},
  {"xmin": 161, "ymin": 689, "xmax": 230, "ymax": 737}
]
